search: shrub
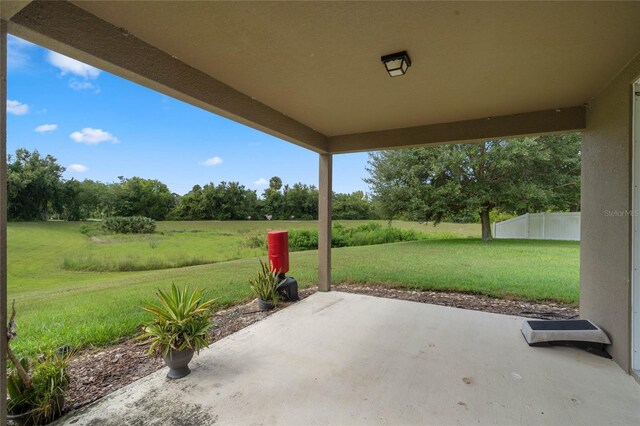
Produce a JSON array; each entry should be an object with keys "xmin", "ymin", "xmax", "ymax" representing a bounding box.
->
[
  {"xmin": 7, "ymin": 303, "xmax": 70, "ymax": 424},
  {"xmin": 489, "ymin": 210, "xmax": 517, "ymax": 224},
  {"xmin": 288, "ymin": 223, "xmax": 425, "ymax": 251},
  {"xmin": 79, "ymin": 223, "xmax": 101, "ymax": 237},
  {"xmin": 103, "ymin": 216, "xmax": 156, "ymax": 234},
  {"xmin": 241, "ymin": 230, "xmax": 268, "ymax": 249},
  {"xmin": 7, "ymin": 355, "xmax": 69, "ymax": 424},
  {"xmin": 288, "ymin": 229, "xmax": 318, "ymax": 251}
]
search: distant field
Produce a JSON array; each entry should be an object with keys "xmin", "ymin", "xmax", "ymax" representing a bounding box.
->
[
  {"xmin": 54, "ymin": 220, "xmax": 479, "ymax": 272},
  {"xmin": 7, "ymin": 220, "xmax": 579, "ymax": 357}
]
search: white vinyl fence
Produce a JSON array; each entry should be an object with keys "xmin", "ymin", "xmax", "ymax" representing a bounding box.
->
[{"xmin": 493, "ymin": 212, "xmax": 580, "ymax": 241}]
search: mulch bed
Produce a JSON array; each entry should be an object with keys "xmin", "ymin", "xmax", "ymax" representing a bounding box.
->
[
  {"xmin": 64, "ymin": 285, "xmax": 578, "ymax": 413},
  {"xmin": 331, "ymin": 284, "xmax": 578, "ymax": 320}
]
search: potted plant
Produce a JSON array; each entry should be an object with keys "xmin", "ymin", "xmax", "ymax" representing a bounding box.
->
[
  {"xmin": 6, "ymin": 303, "xmax": 70, "ymax": 425},
  {"xmin": 7, "ymin": 355, "xmax": 69, "ymax": 426},
  {"xmin": 140, "ymin": 284, "xmax": 217, "ymax": 379},
  {"xmin": 249, "ymin": 259, "xmax": 284, "ymax": 311}
]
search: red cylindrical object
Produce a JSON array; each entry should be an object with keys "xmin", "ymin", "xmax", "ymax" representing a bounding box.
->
[{"xmin": 267, "ymin": 230, "xmax": 289, "ymax": 274}]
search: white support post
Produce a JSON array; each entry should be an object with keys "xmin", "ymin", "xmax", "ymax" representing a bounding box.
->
[
  {"xmin": 318, "ymin": 154, "xmax": 332, "ymax": 292},
  {"xmin": 1, "ymin": 19, "xmax": 9, "ymax": 426}
]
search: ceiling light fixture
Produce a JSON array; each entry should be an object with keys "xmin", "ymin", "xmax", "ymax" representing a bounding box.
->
[{"xmin": 381, "ymin": 51, "xmax": 411, "ymax": 77}]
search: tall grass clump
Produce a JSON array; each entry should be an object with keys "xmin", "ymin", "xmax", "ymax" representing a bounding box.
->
[
  {"xmin": 79, "ymin": 223, "xmax": 101, "ymax": 237},
  {"xmin": 288, "ymin": 222, "xmax": 438, "ymax": 251},
  {"xmin": 240, "ymin": 230, "xmax": 268, "ymax": 249},
  {"xmin": 103, "ymin": 216, "xmax": 156, "ymax": 234},
  {"xmin": 63, "ymin": 254, "xmax": 207, "ymax": 272},
  {"xmin": 288, "ymin": 229, "xmax": 319, "ymax": 251}
]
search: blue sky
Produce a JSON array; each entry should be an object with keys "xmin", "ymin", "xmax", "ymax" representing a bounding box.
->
[{"xmin": 6, "ymin": 35, "xmax": 370, "ymax": 196}]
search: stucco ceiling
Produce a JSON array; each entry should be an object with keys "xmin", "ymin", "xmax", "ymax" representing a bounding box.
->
[{"xmin": 54, "ymin": 1, "xmax": 640, "ymax": 137}]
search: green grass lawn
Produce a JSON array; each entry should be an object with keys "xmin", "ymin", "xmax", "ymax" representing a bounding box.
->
[
  {"xmin": 7, "ymin": 220, "xmax": 577, "ymax": 357},
  {"xmin": 56, "ymin": 220, "xmax": 477, "ymax": 272}
]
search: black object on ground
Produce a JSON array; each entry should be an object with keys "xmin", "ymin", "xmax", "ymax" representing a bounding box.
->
[
  {"xmin": 521, "ymin": 319, "xmax": 612, "ymax": 359},
  {"xmin": 277, "ymin": 275, "xmax": 299, "ymax": 301}
]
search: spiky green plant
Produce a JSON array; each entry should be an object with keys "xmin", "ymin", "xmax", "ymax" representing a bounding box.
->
[
  {"xmin": 6, "ymin": 302, "xmax": 70, "ymax": 423},
  {"xmin": 249, "ymin": 259, "xmax": 283, "ymax": 306},
  {"xmin": 140, "ymin": 284, "xmax": 217, "ymax": 357},
  {"xmin": 7, "ymin": 354, "xmax": 69, "ymax": 423}
]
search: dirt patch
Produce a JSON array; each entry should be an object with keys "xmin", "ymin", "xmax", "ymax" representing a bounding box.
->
[
  {"xmin": 89, "ymin": 236, "xmax": 109, "ymax": 244},
  {"xmin": 64, "ymin": 285, "xmax": 576, "ymax": 414}
]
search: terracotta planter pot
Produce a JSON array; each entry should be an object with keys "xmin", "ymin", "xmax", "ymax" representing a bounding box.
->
[{"xmin": 163, "ymin": 348, "xmax": 194, "ymax": 379}]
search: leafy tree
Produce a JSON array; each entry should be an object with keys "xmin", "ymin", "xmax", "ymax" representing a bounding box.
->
[
  {"xmin": 262, "ymin": 179, "xmax": 319, "ymax": 220},
  {"xmin": 7, "ymin": 149, "xmax": 65, "ymax": 220},
  {"xmin": 58, "ymin": 179, "xmax": 117, "ymax": 220},
  {"xmin": 333, "ymin": 191, "xmax": 377, "ymax": 220},
  {"xmin": 269, "ymin": 176, "xmax": 282, "ymax": 191},
  {"xmin": 171, "ymin": 182, "xmax": 259, "ymax": 220},
  {"xmin": 366, "ymin": 134, "xmax": 581, "ymax": 241},
  {"xmin": 262, "ymin": 176, "xmax": 285, "ymax": 219},
  {"xmin": 113, "ymin": 177, "xmax": 175, "ymax": 220},
  {"xmin": 239, "ymin": 186, "xmax": 260, "ymax": 220},
  {"xmin": 60, "ymin": 179, "xmax": 82, "ymax": 221},
  {"xmin": 283, "ymin": 183, "xmax": 318, "ymax": 220},
  {"xmin": 76, "ymin": 180, "xmax": 117, "ymax": 219},
  {"xmin": 171, "ymin": 185, "xmax": 206, "ymax": 220},
  {"xmin": 536, "ymin": 135, "xmax": 581, "ymax": 212},
  {"xmin": 201, "ymin": 181, "xmax": 258, "ymax": 220}
]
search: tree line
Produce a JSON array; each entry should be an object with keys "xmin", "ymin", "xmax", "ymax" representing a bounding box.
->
[
  {"xmin": 6, "ymin": 149, "xmax": 378, "ymax": 221},
  {"xmin": 7, "ymin": 132, "xmax": 581, "ymax": 234}
]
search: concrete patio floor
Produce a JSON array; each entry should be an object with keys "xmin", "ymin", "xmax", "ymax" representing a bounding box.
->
[{"xmin": 58, "ymin": 291, "xmax": 640, "ymax": 425}]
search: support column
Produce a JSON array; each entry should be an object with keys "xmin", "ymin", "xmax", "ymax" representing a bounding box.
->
[
  {"xmin": 318, "ymin": 153, "xmax": 332, "ymax": 292},
  {"xmin": 1, "ymin": 19, "xmax": 8, "ymax": 425}
]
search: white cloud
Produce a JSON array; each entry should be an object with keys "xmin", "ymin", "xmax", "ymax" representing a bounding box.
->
[
  {"xmin": 47, "ymin": 51, "xmax": 101, "ymax": 79},
  {"xmin": 7, "ymin": 35, "xmax": 36, "ymax": 70},
  {"xmin": 67, "ymin": 164, "xmax": 88, "ymax": 173},
  {"xmin": 70, "ymin": 128, "xmax": 119, "ymax": 145},
  {"xmin": 202, "ymin": 156, "xmax": 223, "ymax": 167},
  {"xmin": 69, "ymin": 79, "xmax": 98, "ymax": 92},
  {"xmin": 34, "ymin": 124, "xmax": 58, "ymax": 133},
  {"xmin": 254, "ymin": 177, "xmax": 269, "ymax": 187},
  {"xmin": 7, "ymin": 100, "xmax": 29, "ymax": 115}
]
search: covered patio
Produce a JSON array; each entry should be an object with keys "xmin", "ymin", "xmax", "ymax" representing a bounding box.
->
[
  {"xmin": 2, "ymin": 1, "xmax": 640, "ymax": 424},
  {"xmin": 58, "ymin": 292, "xmax": 640, "ymax": 425}
]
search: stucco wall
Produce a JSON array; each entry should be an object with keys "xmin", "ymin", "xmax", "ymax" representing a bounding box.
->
[{"xmin": 581, "ymin": 52, "xmax": 640, "ymax": 373}]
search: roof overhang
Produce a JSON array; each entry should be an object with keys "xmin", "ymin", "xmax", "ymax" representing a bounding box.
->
[
  {"xmin": 6, "ymin": 1, "xmax": 640, "ymax": 153},
  {"xmin": 7, "ymin": 0, "xmax": 328, "ymax": 153}
]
